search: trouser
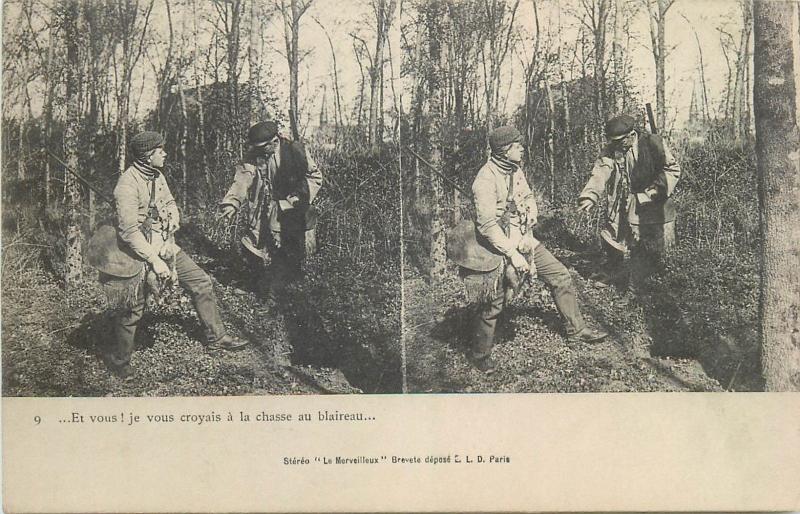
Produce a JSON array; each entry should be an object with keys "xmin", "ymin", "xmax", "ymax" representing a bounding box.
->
[
  {"xmin": 108, "ymin": 250, "xmax": 227, "ymax": 367},
  {"xmin": 604, "ymin": 220, "xmax": 676, "ymax": 287},
  {"xmin": 243, "ymin": 232, "xmax": 304, "ymax": 297},
  {"xmin": 468, "ymin": 243, "xmax": 586, "ymax": 360}
]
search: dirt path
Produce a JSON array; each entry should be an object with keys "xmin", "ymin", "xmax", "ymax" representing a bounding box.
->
[{"xmin": 404, "ymin": 248, "xmax": 725, "ymax": 393}]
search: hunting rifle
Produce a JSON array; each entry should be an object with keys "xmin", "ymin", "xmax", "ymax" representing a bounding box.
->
[
  {"xmin": 403, "ymin": 146, "xmax": 472, "ymax": 198},
  {"xmin": 646, "ymin": 102, "xmax": 658, "ymax": 134},
  {"xmin": 43, "ymin": 148, "xmax": 115, "ymax": 206}
]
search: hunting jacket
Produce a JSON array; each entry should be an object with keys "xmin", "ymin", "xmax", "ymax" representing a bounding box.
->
[
  {"xmin": 221, "ymin": 138, "xmax": 323, "ymax": 258},
  {"xmin": 579, "ymin": 131, "xmax": 680, "ymax": 239},
  {"xmin": 472, "ymin": 157, "xmax": 539, "ymax": 258},
  {"xmin": 114, "ymin": 165, "xmax": 180, "ymax": 263}
]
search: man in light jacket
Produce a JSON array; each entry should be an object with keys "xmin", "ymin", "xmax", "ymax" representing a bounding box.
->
[
  {"xmin": 578, "ymin": 114, "xmax": 681, "ymax": 289},
  {"xmin": 109, "ymin": 131, "xmax": 247, "ymax": 378},
  {"xmin": 220, "ymin": 121, "xmax": 323, "ymax": 294},
  {"xmin": 464, "ymin": 125, "xmax": 608, "ymax": 374}
]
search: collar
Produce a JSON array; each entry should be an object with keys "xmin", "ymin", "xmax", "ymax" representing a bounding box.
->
[
  {"xmin": 489, "ymin": 154, "xmax": 519, "ymax": 175},
  {"xmin": 132, "ymin": 159, "xmax": 160, "ymax": 180}
]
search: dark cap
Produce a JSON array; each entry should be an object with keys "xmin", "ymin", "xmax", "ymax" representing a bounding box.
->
[
  {"xmin": 605, "ymin": 115, "xmax": 636, "ymax": 140},
  {"xmin": 489, "ymin": 125, "xmax": 522, "ymax": 153},
  {"xmin": 247, "ymin": 121, "xmax": 279, "ymax": 146},
  {"xmin": 130, "ymin": 131, "xmax": 164, "ymax": 160}
]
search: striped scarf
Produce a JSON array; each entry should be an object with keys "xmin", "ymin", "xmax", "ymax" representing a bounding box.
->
[
  {"xmin": 490, "ymin": 153, "xmax": 518, "ymax": 175},
  {"xmin": 132, "ymin": 159, "xmax": 160, "ymax": 180}
]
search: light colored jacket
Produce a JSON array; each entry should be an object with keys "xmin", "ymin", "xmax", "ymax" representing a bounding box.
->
[
  {"xmin": 221, "ymin": 140, "xmax": 322, "ymax": 257},
  {"xmin": 579, "ymin": 131, "xmax": 680, "ymax": 235},
  {"xmin": 113, "ymin": 166, "xmax": 180, "ymax": 263},
  {"xmin": 472, "ymin": 158, "xmax": 538, "ymax": 257}
]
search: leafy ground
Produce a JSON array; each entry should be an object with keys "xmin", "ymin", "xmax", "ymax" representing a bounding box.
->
[
  {"xmin": 1, "ymin": 223, "xmax": 388, "ymax": 397},
  {"xmin": 404, "ymin": 215, "xmax": 763, "ymax": 393}
]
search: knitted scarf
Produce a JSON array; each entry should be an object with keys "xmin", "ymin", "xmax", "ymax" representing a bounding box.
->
[
  {"xmin": 132, "ymin": 159, "xmax": 160, "ymax": 180},
  {"xmin": 490, "ymin": 153, "xmax": 518, "ymax": 175}
]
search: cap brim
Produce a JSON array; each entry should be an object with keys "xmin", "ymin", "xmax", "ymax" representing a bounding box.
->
[{"xmin": 609, "ymin": 133, "xmax": 629, "ymax": 141}]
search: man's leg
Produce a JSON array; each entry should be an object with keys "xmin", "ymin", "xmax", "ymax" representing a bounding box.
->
[
  {"xmin": 242, "ymin": 247, "xmax": 270, "ymax": 296},
  {"xmin": 471, "ymin": 290, "xmax": 505, "ymax": 361},
  {"xmin": 110, "ymin": 299, "xmax": 145, "ymax": 374},
  {"xmin": 630, "ymin": 222, "xmax": 672, "ymax": 288},
  {"xmin": 533, "ymin": 243, "xmax": 586, "ymax": 337},
  {"xmin": 174, "ymin": 250, "xmax": 227, "ymax": 344}
]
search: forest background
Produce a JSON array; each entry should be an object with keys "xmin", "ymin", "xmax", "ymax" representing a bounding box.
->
[{"xmin": 2, "ymin": 0, "xmax": 796, "ymax": 394}]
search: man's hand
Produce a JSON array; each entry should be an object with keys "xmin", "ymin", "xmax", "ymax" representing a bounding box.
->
[
  {"xmin": 149, "ymin": 256, "xmax": 171, "ymax": 280},
  {"xmin": 159, "ymin": 241, "xmax": 177, "ymax": 260},
  {"xmin": 577, "ymin": 198, "xmax": 595, "ymax": 212},
  {"xmin": 509, "ymin": 250, "xmax": 529, "ymax": 273},
  {"xmin": 219, "ymin": 204, "xmax": 237, "ymax": 222}
]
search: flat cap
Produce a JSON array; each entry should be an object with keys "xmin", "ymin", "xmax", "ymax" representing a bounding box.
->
[
  {"xmin": 247, "ymin": 121, "xmax": 279, "ymax": 146},
  {"xmin": 605, "ymin": 115, "xmax": 636, "ymax": 140},
  {"xmin": 130, "ymin": 131, "xmax": 165, "ymax": 160},
  {"xmin": 489, "ymin": 125, "xmax": 522, "ymax": 153}
]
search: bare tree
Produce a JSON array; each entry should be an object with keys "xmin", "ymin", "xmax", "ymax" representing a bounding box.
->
[
  {"xmin": 279, "ymin": 0, "xmax": 315, "ymax": 140},
  {"xmin": 368, "ymin": 0, "xmax": 398, "ymax": 150},
  {"xmin": 313, "ymin": 16, "xmax": 345, "ymax": 133},
  {"xmin": 424, "ymin": 0, "xmax": 447, "ymax": 281},
  {"xmin": 191, "ymin": 0, "xmax": 209, "ymax": 188},
  {"xmin": 643, "ymin": 0, "xmax": 676, "ymax": 131},
  {"xmin": 753, "ymin": 0, "xmax": 800, "ymax": 391},
  {"xmin": 113, "ymin": 0, "xmax": 155, "ymax": 173},
  {"xmin": 478, "ymin": 0, "xmax": 520, "ymax": 131},
  {"xmin": 63, "ymin": 0, "xmax": 83, "ymax": 287},
  {"xmin": 579, "ymin": 0, "xmax": 611, "ymax": 128}
]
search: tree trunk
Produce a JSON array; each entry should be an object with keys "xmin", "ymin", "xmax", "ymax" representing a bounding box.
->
[
  {"xmin": 64, "ymin": 1, "xmax": 83, "ymax": 287},
  {"xmin": 753, "ymin": 0, "xmax": 800, "ymax": 391},
  {"xmin": 249, "ymin": 0, "xmax": 262, "ymax": 124},
  {"xmin": 369, "ymin": 0, "xmax": 385, "ymax": 149},
  {"xmin": 427, "ymin": 2, "xmax": 447, "ymax": 281},
  {"xmin": 43, "ymin": 16, "xmax": 55, "ymax": 208},
  {"xmin": 655, "ymin": 0, "xmax": 667, "ymax": 131},
  {"xmin": 177, "ymin": 13, "xmax": 189, "ymax": 211},
  {"xmin": 282, "ymin": 0, "xmax": 302, "ymax": 140},
  {"xmin": 544, "ymin": 77, "xmax": 556, "ymax": 203},
  {"xmin": 613, "ymin": 0, "xmax": 623, "ymax": 112},
  {"xmin": 18, "ymin": 90, "xmax": 28, "ymax": 180},
  {"xmin": 227, "ymin": 0, "xmax": 242, "ymax": 152},
  {"xmin": 191, "ymin": 0, "xmax": 209, "ymax": 191}
]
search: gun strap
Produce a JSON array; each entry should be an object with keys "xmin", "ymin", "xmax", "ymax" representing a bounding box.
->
[
  {"xmin": 500, "ymin": 170, "xmax": 515, "ymax": 236},
  {"xmin": 145, "ymin": 175, "xmax": 157, "ymax": 244}
]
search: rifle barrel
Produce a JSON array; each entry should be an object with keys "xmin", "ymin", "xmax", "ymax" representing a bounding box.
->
[
  {"xmin": 403, "ymin": 146, "xmax": 472, "ymax": 198},
  {"xmin": 646, "ymin": 103, "xmax": 658, "ymax": 134},
  {"xmin": 43, "ymin": 148, "xmax": 115, "ymax": 206}
]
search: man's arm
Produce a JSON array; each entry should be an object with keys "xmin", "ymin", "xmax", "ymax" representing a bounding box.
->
[
  {"xmin": 220, "ymin": 163, "xmax": 256, "ymax": 210},
  {"xmin": 473, "ymin": 172, "xmax": 516, "ymax": 256},
  {"xmin": 578, "ymin": 155, "xmax": 614, "ymax": 206},
  {"xmin": 114, "ymin": 180, "xmax": 159, "ymax": 263}
]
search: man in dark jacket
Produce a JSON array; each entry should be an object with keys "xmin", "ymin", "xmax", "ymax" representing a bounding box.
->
[
  {"xmin": 219, "ymin": 121, "xmax": 323, "ymax": 293},
  {"xmin": 578, "ymin": 114, "xmax": 681, "ymax": 289}
]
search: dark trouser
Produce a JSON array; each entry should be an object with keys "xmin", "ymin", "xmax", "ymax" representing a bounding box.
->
[
  {"xmin": 468, "ymin": 243, "xmax": 586, "ymax": 360},
  {"xmin": 109, "ymin": 250, "xmax": 227, "ymax": 367},
  {"xmin": 272, "ymin": 211, "xmax": 305, "ymax": 287},
  {"xmin": 604, "ymin": 221, "xmax": 675, "ymax": 288}
]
